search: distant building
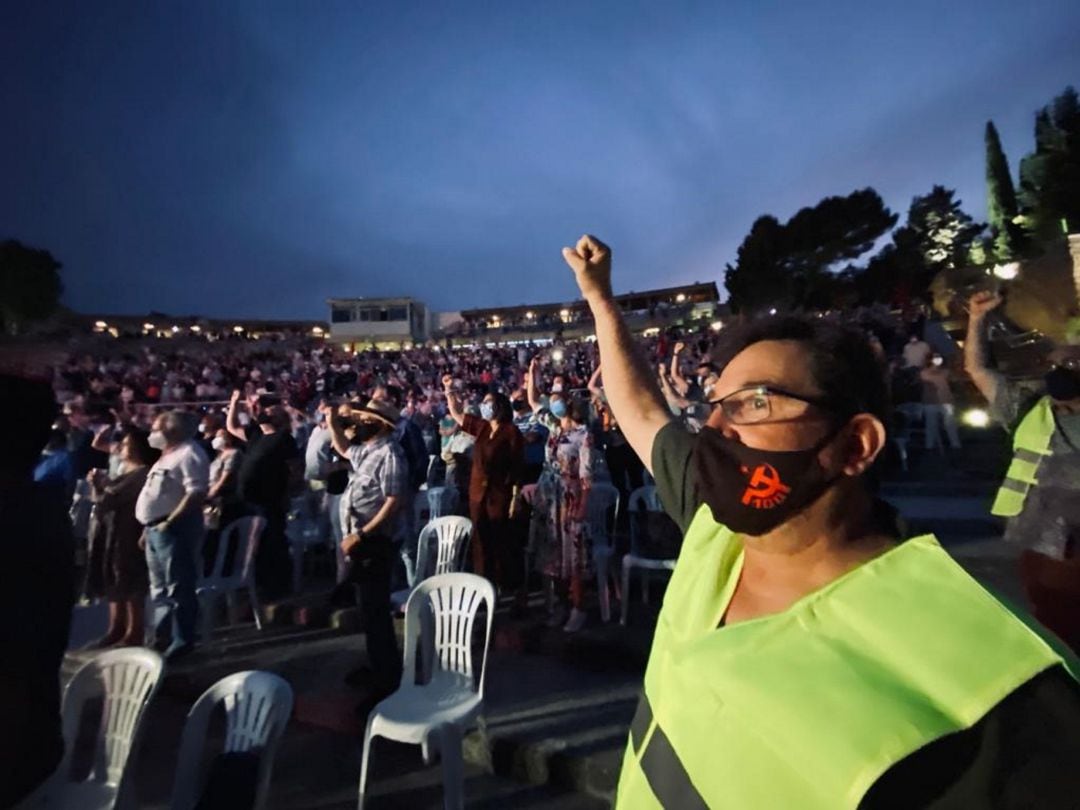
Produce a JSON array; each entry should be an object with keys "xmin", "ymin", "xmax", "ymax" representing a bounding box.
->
[
  {"xmin": 326, "ymin": 297, "xmax": 430, "ymax": 350},
  {"xmin": 441, "ymin": 282, "xmax": 724, "ymax": 345}
]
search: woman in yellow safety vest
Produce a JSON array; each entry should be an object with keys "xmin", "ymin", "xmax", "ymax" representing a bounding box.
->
[
  {"xmin": 562, "ymin": 235, "xmax": 1080, "ymax": 809},
  {"xmin": 964, "ymin": 290, "xmax": 1080, "ymax": 650}
]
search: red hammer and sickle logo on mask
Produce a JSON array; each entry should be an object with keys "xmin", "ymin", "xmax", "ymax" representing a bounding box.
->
[{"xmin": 741, "ymin": 464, "xmax": 792, "ymax": 508}]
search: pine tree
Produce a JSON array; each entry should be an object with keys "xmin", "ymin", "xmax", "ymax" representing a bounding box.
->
[
  {"xmin": 1018, "ymin": 87, "xmax": 1080, "ymax": 242},
  {"xmin": 984, "ymin": 121, "xmax": 1024, "ymax": 259}
]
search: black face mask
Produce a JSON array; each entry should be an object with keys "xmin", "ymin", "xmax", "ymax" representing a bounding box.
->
[
  {"xmin": 693, "ymin": 425, "xmax": 841, "ymax": 537},
  {"xmin": 1045, "ymin": 366, "xmax": 1080, "ymax": 402},
  {"xmin": 353, "ymin": 422, "xmax": 382, "ymax": 443}
]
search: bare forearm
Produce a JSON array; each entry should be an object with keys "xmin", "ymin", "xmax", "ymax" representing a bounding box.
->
[
  {"xmin": 207, "ymin": 471, "xmax": 232, "ymax": 501},
  {"xmin": 964, "ymin": 315, "xmax": 1002, "ymax": 403},
  {"xmin": 527, "ymin": 374, "xmax": 542, "ymax": 413},
  {"xmin": 587, "ymin": 297, "xmax": 671, "ymax": 469},
  {"xmin": 226, "ymin": 402, "xmax": 246, "ymax": 441},
  {"xmin": 659, "ymin": 373, "xmax": 688, "ymax": 409},
  {"xmin": 446, "ymin": 394, "xmax": 465, "ymax": 425}
]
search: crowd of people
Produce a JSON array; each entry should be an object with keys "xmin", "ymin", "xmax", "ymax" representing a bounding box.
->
[
  {"xmin": 8, "ymin": 262, "xmax": 1080, "ymax": 807},
  {"xmin": 24, "ymin": 302, "xmax": 981, "ymax": 653}
]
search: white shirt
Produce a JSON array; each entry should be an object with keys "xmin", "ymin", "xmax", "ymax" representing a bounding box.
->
[
  {"xmin": 304, "ymin": 423, "xmax": 333, "ymax": 481},
  {"xmin": 135, "ymin": 440, "xmax": 210, "ymax": 525}
]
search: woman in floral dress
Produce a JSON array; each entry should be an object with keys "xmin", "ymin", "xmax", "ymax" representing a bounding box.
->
[{"xmin": 526, "ymin": 358, "xmax": 595, "ymax": 632}]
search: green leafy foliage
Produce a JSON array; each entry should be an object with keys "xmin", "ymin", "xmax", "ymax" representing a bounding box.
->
[
  {"xmin": 723, "ymin": 189, "xmax": 896, "ymax": 313},
  {"xmin": 1017, "ymin": 87, "xmax": 1080, "ymax": 242},
  {"xmin": 984, "ymin": 121, "xmax": 1026, "ymax": 260}
]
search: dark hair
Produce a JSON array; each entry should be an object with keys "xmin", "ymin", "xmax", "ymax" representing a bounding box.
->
[
  {"xmin": 219, "ymin": 429, "xmax": 242, "ymax": 450},
  {"xmin": 124, "ymin": 429, "xmax": 160, "ymax": 466},
  {"xmin": 710, "ymin": 316, "xmax": 890, "ymax": 429},
  {"xmin": 566, "ymin": 398, "xmax": 590, "ymax": 426},
  {"xmin": 488, "ymin": 393, "xmax": 514, "ymax": 424},
  {"xmin": 383, "ymin": 384, "xmax": 404, "ymax": 408}
]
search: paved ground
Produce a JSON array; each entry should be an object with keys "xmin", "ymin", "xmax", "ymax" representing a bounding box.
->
[{"xmin": 61, "ymin": 426, "xmax": 1041, "ymax": 808}]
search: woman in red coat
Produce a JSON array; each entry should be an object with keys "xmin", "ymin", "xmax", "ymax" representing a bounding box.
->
[{"xmin": 443, "ymin": 375, "xmax": 525, "ymax": 598}]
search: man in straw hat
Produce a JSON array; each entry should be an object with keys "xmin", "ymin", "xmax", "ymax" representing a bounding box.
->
[{"xmin": 321, "ymin": 397, "xmax": 409, "ymax": 702}]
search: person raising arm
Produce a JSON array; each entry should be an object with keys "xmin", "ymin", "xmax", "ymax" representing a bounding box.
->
[
  {"xmin": 963, "ymin": 290, "xmax": 1008, "ymax": 412},
  {"xmin": 442, "ymin": 375, "xmax": 466, "ymax": 425},
  {"xmin": 560, "ymin": 236, "xmax": 672, "ymax": 473},
  {"xmin": 225, "ymin": 389, "xmax": 249, "ymax": 444},
  {"xmin": 669, "ymin": 342, "xmax": 691, "ymax": 397}
]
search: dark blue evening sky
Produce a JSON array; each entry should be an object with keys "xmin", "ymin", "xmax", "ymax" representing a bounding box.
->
[{"xmin": 3, "ymin": 1, "xmax": 1079, "ymax": 319}]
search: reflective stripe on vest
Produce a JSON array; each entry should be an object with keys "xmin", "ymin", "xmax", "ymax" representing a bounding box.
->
[
  {"xmin": 991, "ymin": 396, "xmax": 1055, "ymax": 517},
  {"xmin": 614, "ymin": 516, "xmax": 1074, "ymax": 810}
]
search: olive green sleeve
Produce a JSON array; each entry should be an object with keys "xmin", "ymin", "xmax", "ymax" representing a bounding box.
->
[{"xmin": 650, "ymin": 420, "xmax": 702, "ymax": 534}]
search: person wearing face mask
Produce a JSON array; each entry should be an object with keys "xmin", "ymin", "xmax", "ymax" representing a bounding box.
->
[
  {"xmin": 966, "ymin": 289, "xmax": 1080, "ymax": 650},
  {"xmin": 511, "ymin": 391, "xmax": 548, "ymax": 484},
  {"xmin": 135, "ymin": 410, "xmax": 209, "ymax": 661},
  {"xmin": 230, "ymin": 396, "xmax": 300, "ymax": 601},
  {"xmin": 526, "ymin": 358, "xmax": 596, "ymax": 633},
  {"xmin": 201, "ymin": 428, "xmax": 246, "ymax": 575},
  {"xmin": 85, "ymin": 430, "xmax": 159, "ymax": 647},
  {"xmin": 321, "ymin": 399, "xmax": 407, "ymax": 702},
  {"xmin": 564, "ymin": 234, "xmax": 1080, "ymax": 810},
  {"xmin": 919, "ymin": 353, "xmax": 962, "ymax": 453},
  {"xmin": 443, "ymin": 376, "xmax": 525, "ymax": 602},
  {"xmin": 589, "ymin": 364, "xmax": 644, "ymax": 529}
]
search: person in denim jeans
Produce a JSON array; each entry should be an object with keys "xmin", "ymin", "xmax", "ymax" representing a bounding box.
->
[{"xmin": 136, "ymin": 410, "xmax": 209, "ymax": 660}]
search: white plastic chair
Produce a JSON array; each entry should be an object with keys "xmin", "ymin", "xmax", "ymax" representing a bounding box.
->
[
  {"xmin": 426, "ymin": 486, "xmax": 460, "ymax": 520},
  {"xmin": 286, "ymin": 496, "xmax": 327, "ymax": 594},
  {"xmin": 586, "ymin": 483, "xmax": 621, "ymax": 623},
  {"xmin": 621, "ymin": 486, "xmax": 677, "ymax": 626},
  {"xmin": 31, "ymin": 648, "xmax": 164, "ymax": 809},
  {"xmin": 419, "ymin": 454, "xmax": 439, "ymax": 491},
  {"xmin": 391, "ymin": 516, "xmax": 473, "ymax": 610},
  {"xmin": 358, "ymin": 573, "xmax": 495, "ymax": 810},
  {"xmin": 170, "ymin": 670, "xmax": 294, "ymax": 810},
  {"xmin": 198, "ymin": 516, "xmax": 266, "ymax": 641}
]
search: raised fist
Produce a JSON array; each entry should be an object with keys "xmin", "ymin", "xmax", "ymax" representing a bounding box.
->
[
  {"xmin": 562, "ymin": 234, "xmax": 613, "ymax": 302},
  {"xmin": 968, "ymin": 290, "xmax": 1003, "ymax": 319}
]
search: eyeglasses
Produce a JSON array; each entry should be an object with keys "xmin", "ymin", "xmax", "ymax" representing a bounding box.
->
[{"xmin": 707, "ymin": 385, "xmax": 832, "ymax": 425}]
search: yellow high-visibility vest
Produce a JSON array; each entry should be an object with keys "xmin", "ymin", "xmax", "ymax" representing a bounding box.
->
[
  {"xmin": 615, "ymin": 507, "xmax": 1075, "ymax": 809},
  {"xmin": 991, "ymin": 396, "xmax": 1055, "ymax": 517}
]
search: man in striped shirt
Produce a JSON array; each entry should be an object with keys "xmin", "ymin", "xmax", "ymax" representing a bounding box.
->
[{"xmin": 322, "ymin": 397, "xmax": 407, "ymax": 699}]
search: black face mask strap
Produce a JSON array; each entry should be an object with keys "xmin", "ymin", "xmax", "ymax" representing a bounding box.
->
[{"xmin": 811, "ymin": 417, "xmax": 849, "ymax": 453}]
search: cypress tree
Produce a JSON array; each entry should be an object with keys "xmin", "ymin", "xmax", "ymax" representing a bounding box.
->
[{"xmin": 984, "ymin": 121, "xmax": 1024, "ymax": 259}]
